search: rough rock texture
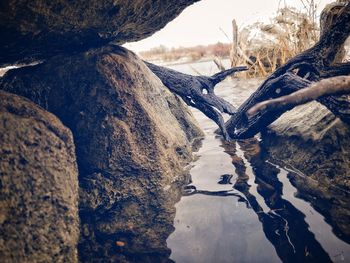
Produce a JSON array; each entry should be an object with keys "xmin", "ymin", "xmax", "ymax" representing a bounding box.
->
[
  {"xmin": 0, "ymin": 45, "xmax": 203, "ymax": 261},
  {"xmin": 262, "ymin": 102, "xmax": 350, "ymax": 242},
  {"xmin": 0, "ymin": 91, "xmax": 79, "ymax": 262},
  {"xmin": 0, "ymin": 0, "xmax": 199, "ymax": 66}
]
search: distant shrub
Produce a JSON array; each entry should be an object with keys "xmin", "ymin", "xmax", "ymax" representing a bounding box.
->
[{"xmin": 139, "ymin": 43, "xmax": 231, "ymax": 63}]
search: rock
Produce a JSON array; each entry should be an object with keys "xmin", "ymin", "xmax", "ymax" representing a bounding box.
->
[
  {"xmin": 0, "ymin": 91, "xmax": 79, "ymax": 262},
  {"xmin": 0, "ymin": 0, "xmax": 199, "ymax": 66},
  {"xmin": 0, "ymin": 45, "xmax": 203, "ymax": 261},
  {"xmin": 262, "ymin": 101, "xmax": 350, "ymax": 242}
]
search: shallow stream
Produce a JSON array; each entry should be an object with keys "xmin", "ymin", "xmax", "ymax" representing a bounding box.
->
[
  {"xmin": 165, "ymin": 61, "xmax": 350, "ymax": 263},
  {"xmin": 81, "ymin": 60, "xmax": 350, "ymax": 263}
]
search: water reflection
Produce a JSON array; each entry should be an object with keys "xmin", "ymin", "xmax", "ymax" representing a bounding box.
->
[
  {"xmin": 79, "ymin": 115, "xmax": 350, "ymax": 262},
  {"xmin": 182, "ymin": 185, "xmax": 249, "ymax": 204},
  {"xmin": 224, "ymin": 138, "xmax": 332, "ymax": 262},
  {"xmin": 79, "ymin": 61, "xmax": 350, "ymax": 262},
  {"xmin": 169, "ymin": 136, "xmax": 349, "ymax": 262},
  {"xmin": 166, "ymin": 64, "xmax": 349, "ymax": 262},
  {"xmin": 79, "ymin": 174, "xmax": 186, "ymax": 263},
  {"xmin": 167, "ymin": 132, "xmax": 281, "ymax": 263}
]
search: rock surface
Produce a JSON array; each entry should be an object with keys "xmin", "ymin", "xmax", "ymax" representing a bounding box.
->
[
  {"xmin": 0, "ymin": 45, "xmax": 203, "ymax": 261},
  {"xmin": 0, "ymin": 91, "xmax": 79, "ymax": 262},
  {"xmin": 0, "ymin": 0, "xmax": 199, "ymax": 66},
  {"xmin": 262, "ymin": 101, "xmax": 350, "ymax": 242}
]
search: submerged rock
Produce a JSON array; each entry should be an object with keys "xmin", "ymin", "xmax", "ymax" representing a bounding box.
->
[
  {"xmin": 0, "ymin": 91, "xmax": 79, "ymax": 262},
  {"xmin": 0, "ymin": 0, "xmax": 199, "ymax": 66},
  {"xmin": 0, "ymin": 46, "xmax": 203, "ymax": 261},
  {"xmin": 262, "ymin": 101, "xmax": 350, "ymax": 242}
]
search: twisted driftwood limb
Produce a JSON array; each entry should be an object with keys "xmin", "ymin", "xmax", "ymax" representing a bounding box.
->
[
  {"xmin": 225, "ymin": 2, "xmax": 350, "ymax": 139},
  {"xmin": 247, "ymin": 76, "xmax": 350, "ymax": 116},
  {"xmin": 145, "ymin": 61, "xmax": 247, "ymax": 139}
]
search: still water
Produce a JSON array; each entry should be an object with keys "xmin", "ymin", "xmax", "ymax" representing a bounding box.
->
[
  {"xmin": 80, "ymin": 60, "xmax": 350, "ymax": 262},
  {"xmin": 165, "ymin": 60, "xmax": 350, "ymax": 263}
]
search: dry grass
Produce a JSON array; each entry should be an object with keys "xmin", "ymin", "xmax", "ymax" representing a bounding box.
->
[
  {"xmin": 139, "ymin": 43, "xmax": 231, "ymax": 63},
  {"xmin": 232, "ymin": 3, "xmax": 319, "ymax": 78},
  {"xmin": 139, "ymin": 1, "xmax": 321, "ymax": 79}
]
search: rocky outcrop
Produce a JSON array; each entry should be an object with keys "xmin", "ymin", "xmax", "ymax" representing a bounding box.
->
[
  {"xmin": 0, "ymin": 91, "xmax": 79, "ymax": 262},
  {"xmin": 0, "ymin": 46, "xmax": 203, "ymax": 261},
  {"xmin": 262, "ymin": 102, "xmax": 350, "ymax": 242},
  {"xmin": 0, "ymin": 0, "xmax": 199, "ymax": 66},
  {"xmin": 0, "ymin": 0, "xmax": 205, "ymax": 261}
]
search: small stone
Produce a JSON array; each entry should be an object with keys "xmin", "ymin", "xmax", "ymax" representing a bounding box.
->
[{"xmin": 116, "ymin": 241, "xmax": 126, "ymax": 247}]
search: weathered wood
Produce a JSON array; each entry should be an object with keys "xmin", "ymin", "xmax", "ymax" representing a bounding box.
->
[
  {"xmin": 247, "ymin": 76, "xmax": 350, "ymax": 116},
  {"xmin": 225, "ymin": 2, "xmax": 350, "ymax": 139},
  {"xmin": 230, "ymin": 19, "xmax": 239, "ymax": 67},
  {"xmin": 228, "ymin": 73, "xmax": 311, "ymax": 138},
  {"xmin": 145, "ymin": 61, "xmax": 247, "ymax": 139}
]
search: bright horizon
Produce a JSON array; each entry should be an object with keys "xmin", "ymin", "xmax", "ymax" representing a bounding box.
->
[{"xmin": 124, "ymin": 0, "xmax": 334, "ymax": 53}]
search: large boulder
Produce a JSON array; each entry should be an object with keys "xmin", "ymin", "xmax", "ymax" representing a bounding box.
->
[
  {"xmin": 0, "ymin": 45, "xmax": 203, "ymax": 261},
  {"xmin": 0, "ymin": 0, "xmax": 199, "ymax": 66},
  {"xmin": 262, "ymin": 101, "xmax": 350, "ymax": 242},
  {"xmin": 0, "ymin": 91, "xmax": 79, "ymax": 262}
]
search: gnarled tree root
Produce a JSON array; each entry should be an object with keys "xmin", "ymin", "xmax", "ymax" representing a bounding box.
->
[
  {"xmin": 225, "ymin": 1, "xmax": 350, "ymax": 139},
  {"xmin": 145, "ymin": 61, "xmax": 247, "ymax": 139}
]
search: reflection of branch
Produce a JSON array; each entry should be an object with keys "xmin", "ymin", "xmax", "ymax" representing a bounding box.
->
[
  {"xmin": 247, "ymin": 76, "xmax": 350, "ymax": 116},
  {"xmin": 182, "ymin": 185, "xmax": 249, "ymax": 204},
  {"xmin": 220, "ymin": 139, "xmax": 333, "ymax": 262}
]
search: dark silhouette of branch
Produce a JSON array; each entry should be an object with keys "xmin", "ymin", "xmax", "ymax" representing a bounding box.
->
[
  {"xmin": 225, "ymin": 2, "xmax": 350, "ymax": 139},
  {"xmin": 145, "ymin": 61, "xmax": 247, "ymax": 139}
]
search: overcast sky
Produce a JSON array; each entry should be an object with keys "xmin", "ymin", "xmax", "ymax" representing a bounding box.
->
[{"xmin": 124, "ymin": 0, "xmax": 334, "ymax": 52}]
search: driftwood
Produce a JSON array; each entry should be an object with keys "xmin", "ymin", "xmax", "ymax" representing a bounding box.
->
[
  {"xmin": 144, "ymin": 2, "xmax": 349, "ymax": 140},
  {"xmin": 225, "ymin": 1, "xmax": 350, "ymax": 139},
  {"xmin": 247, "ymin": 75, "xmax": 350, "ymax": 116},
  {"xmin": 145, "ymin": 61, "xmax": 247, "ymax": 139}
]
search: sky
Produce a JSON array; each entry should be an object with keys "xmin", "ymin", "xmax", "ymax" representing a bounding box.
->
[{"xmin": 124, "ymin": 0, "xmax": 334, "ymax": 53}]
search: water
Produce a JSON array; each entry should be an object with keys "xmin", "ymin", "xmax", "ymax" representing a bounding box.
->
[
  {"xmin": 165, "ymin": 60, "xmax": 350, "ymax": 263},
  {"xmin": 80, "ymin": 60, "xmax": 350, "ymax": 262}
]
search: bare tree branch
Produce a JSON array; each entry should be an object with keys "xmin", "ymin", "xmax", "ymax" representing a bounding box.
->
[
  {"xmin": 145, "ymin": 61, "xmax": 247, "ymax": 139},
  {"xmin": 247, "ymin": 75, "xmax": 350, "ymax": 116},
  {"xmin": 225, "ymin": 1, "xmax": 350, "ymax": 139}
]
